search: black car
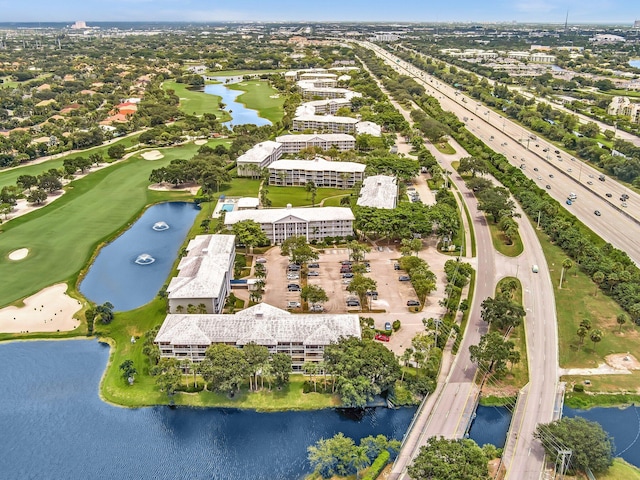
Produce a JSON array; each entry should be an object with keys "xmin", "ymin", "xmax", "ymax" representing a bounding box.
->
[
  {"xmin": 549, "ymin": 174, "xmax": 554, "ymax": 178},
  {"xmin": 546, "ymin": 185, "xmax": 551, "ymax": 190},
  {"xmin": 366, "ymin": 291, "xmax": 379, "ymax": 296},
  {"xmin": 346, "ymin": 300, "xmax": 360, "ymax": 307},
  {"xmin": 393, "ymin": 264, "xmax": 400, "ymax": 270},
  {"xmin": 287, "ymin": 284, "xmax": 301, "ymax": 291},
  {"xmin": 288, "ymin": 264, "xmax": 301, "ymax": 271},
  {"xmin": 594, "ymin": 210, "xmax": 601, "ymax": 216},
  {"xmin": 308, "ymin": 263, "xmax": 320, "ymax": 268},
  {"xmin": 533, "ymin": 167, "xmax": 539, "ymax": 171},
  {"xmin": 407, "ymin": 300, "xmax": 420, "ymax": 306}
]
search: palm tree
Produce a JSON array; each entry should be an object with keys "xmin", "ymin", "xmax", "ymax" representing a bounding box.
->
[
  {"xmin": 592, "ymin": 271, "xmax": 605, "ymax": 296},
  {"xmin": 351, "ymin": 446, "xmax": 371, "ymax": 480},
  {"xmin": 590, "ymin": 329, "xmax": 603, "ymax": 351},
  {"xmin": 197, "ymin": 303, "xmax": 207, "ymax": 314},
  {"xmin": 559, "ymin": 258, "xmax": 573, "ymax": 289},
  {"xmin": 576, "ymin": 326, "xmax": 588, "ymax": 345}
]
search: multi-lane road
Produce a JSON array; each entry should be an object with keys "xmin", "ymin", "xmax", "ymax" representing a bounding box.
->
[
  {"xmin": 367, "ymin": 42, "xmax": 640, "ymax": 266},
  {"xmin": 362, "ymin": 42, "xmax": 561, "ymax": 480}
]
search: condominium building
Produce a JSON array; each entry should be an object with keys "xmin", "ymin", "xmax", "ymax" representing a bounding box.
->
[
  {"xmin": 357, "ymin": 175, "xmax": 398, "ymax": 209},
  {"xmin": 236, "ymin": 140, "xmax": 283, "ymax": 177},
  {"xmin": 299, "ymin": 72, "xmax": 338, "ymax": 81},
  {"xmin": 293, "ymin": 114, "xmax": 358, "ymax": 134},
  {"xmin": 300, "ymin": 87, "xmax": 362, "ymax": 100},
  {"xmin": 530, "ymin": 53, "xmax": 556, "ymax": 64},
  {"xmin": 295, "ymin": 98, "xmax": 351, "ymax": 117},
  {"xmin": 268, "ymin": 158, "xmax": 365, "ymax": 188},
  {"xmin": 166, "ymin": 234, "xmax": 236, "ymax": 315},
  {"xmin": 154, "ymin": 303, "xmax": 361, "ymax": 371},
  {"xmin": 298, "ymin": 78, "xmax": 338, "ymax": 89},
  {"xmin": 224, "ymin": 205, "xmax": 355, "ymax": 244},
  {"xmin": 608, "ymin": 96, "xmax": 640, "ymax": 123},
  {"xmin": 275, "ymin": 133, "xmax": 356, "ymax": 153}
]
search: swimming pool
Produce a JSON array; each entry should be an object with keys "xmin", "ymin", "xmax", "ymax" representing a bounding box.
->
[{"xmin": 221, "ymin": 203, "xmax": 235, "ymax": 212}]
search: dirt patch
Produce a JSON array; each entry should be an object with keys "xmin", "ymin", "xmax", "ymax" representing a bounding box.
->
[
  {"xmin": 141, "ymin": 150, "xmax": 164, "ymax": 160},
  {"xmin": 194, "ymin": 139, "xmax": 207, "ymax": 145},
  {"xmin": 148, "ymin": 182, "xmax": 200, "ymax": 195},
  {"xmin": 607, "ymin": 353, "xmax": 640, "ymax": 370}
]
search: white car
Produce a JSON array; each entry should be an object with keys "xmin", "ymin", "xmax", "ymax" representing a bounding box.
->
[{"xmin": 287, "ymin": 274, "xmax": 299, "ymax": 280}]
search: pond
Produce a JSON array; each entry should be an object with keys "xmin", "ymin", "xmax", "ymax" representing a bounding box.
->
[
  {"xmin": 0, "ymin": 340, "xmax": 416, "ymax": 480},
  {"xmin": 564, "ymin": 405, "xmax": 640, "ymax": 468},
  {"xmin": 205, "ymin": 78, "xmax": 271, "ymax": 127},
  {"xmin": 629, "ymin": 59, "xmax": 640, "ymax": 69},
  {"xmin": 79, "ymin": 202, "xmax": 200, "ymax": 311}
]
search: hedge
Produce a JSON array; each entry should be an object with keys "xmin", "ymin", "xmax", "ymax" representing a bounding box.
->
[{"xmin": 362, "ymin": 450, "xmax": 390, "ymax": 480}]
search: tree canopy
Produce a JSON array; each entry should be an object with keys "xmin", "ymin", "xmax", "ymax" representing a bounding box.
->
[{"xmin": 408, "ymin": 437, "xmax": 490, "ymax": 480}]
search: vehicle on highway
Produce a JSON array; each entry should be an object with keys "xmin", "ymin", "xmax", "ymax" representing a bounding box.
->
[
  {"xmin": 566, "ymin": 200, "xmax": 572, "ymax": 205},
  {"xmin": 533, "ymin": 167, "xmax": 539, "ymax": 171},
  {"xmin": 399, "ymin": 275, "xmax": 411, "ymax": 281},
  {"xmin": 287, "ymin": 301, "xmax": 301, "ymax": 309},
  {"xmin": 589, "ymin": 174, "xmax": 594, "ymax": 178},
  {"xmin": 537, "ymin": 176, "xmax": 542, "ymax": 180},
  {"xmin": 308, "ymin": 271, "xmax": 319, "ymax": 276},
  {"xmin": 546, "ymin": 185, "xmax": 551, "ymax": 189},
  {"xmin": 567, "ymin": 168, "xmax": 572, "ymax": 172},
  {"xmin": 594, "ymin": 210, "xmax": 601, "ymax": 216},
  {"xmin": 532, "ymin": 265, "xmax": 539, "ymax": 273},
  {"xmin": 374, "ymin": 333, "xmax": 390, "ymax": 342},
  {"xmin": 384, "ymin": 322, "xmax": 392, "ymax": 331},
  {"xmin": 587, "ymin": 181, "xmax": 593, "ymax": 185},
  {"xmin": 569, "ymin": 193, "xmax": 577, "ymax": 200},
  {"xmin": 599, "ymin": 175, "xmax": 606, "ymax": 181},
  {"xmin": 622, "ymin": 202, "xmax": 628, "ymax": 208},
  {"xmin": 554, "ymin": 150, "xmax": 560, "ymax": 154},
  {"xmin": 287, "ymin": 284, "xmax": 301, "ymax": 291},
  {"xmin": 407, "ymin": 300, "xmax": 420, "ymax": 306},
  {"xmin": 606, "ymin": 193, "xmax": 613, "ymax": 197},
  {"xmin": 549, "ymin": 174, "xmax": 554, "ymax": 178},
  {"xmin": 543, "ymin": 148, "xmax": 549, "ymax": 152},
  {"xmin": 256, "ymin": 257, "xmax": 267, "ymax": 264},
  {"xmin": 520, "ymin": 164, "xmax": 526, "ymax": 170}
]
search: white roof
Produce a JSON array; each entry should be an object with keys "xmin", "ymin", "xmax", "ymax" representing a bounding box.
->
[
  {"xmin": 155, "ymin": 303, "xmax": 361, "ymax": 346},
  {"xmin": 237, "ymin": 197, "xmax": 260, "ymax": 208},
  {"xmin": 329, "ymin": 66, "xmax": 360, "ymax": 72},
  {"xmin": 356, "ymin": 121, "xmax": 382, "ymax": 136},
  {"xmin": 299, "ymin": 72, "xmax": 338, "ymax": 79},
  {"xmin": 224, "ymin": 206, "xmax": 355, "ymax": 225},
  {"xmin": 294, "ymin": 114, "xmax": 358, "ymax": 125},
  {"xmin": 357, "ymin": 175, "xmax": 397, "ymax": 209},
  {"xmin": 337, "ymin": 75, "xmax": 351, "ymax": 82},
  {"xmin": 167, "ymin": 234, "xmax": 235, "ymax": 300},
  {"xmin": 295, "ymin": 104, "xmax": 317, "ymax": 117},
  {"xmin": 276, "ymin": 133, "xmax": 355, "ymax": 143},
  {"xmin": 269, "ymin": 158, "xmax": 365, "ymax": 173},
  {"xmin": 300, "ymin": 86, "xmax": 362, "ymax": 100},
  {"xmin": 236, "ymin": 141, "xmax": 282, "ymax": 164}
]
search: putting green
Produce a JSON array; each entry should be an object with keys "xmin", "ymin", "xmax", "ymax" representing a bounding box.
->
[{"xmin": 0, "ymin": 140, "xmax": 229, "ymax": 307}]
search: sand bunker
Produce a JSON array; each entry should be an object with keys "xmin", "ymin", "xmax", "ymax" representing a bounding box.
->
[
  {"xmin": 194, "ymin": 139, "xmax": 207, "ymax": 146},
  {"xmin": 269, "ymin": 94, "xmax": 280, "ymax": 99},
  {"xmin": 8, "ymin": 248, "xmax": 29, "ymax": 261},
  {"xmin": 0, "ymin": 283, "xmax": 82, "ymax": 333},
  {"xmin": 141, "ymin": 150, "xmax": 164, "ymax": 160}
]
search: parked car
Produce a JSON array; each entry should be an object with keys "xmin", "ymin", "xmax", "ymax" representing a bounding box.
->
[
  {"xmin": 287, "ymin": 273, "xmax": 300, "ymax": 280},
  {"xmin": 407, "ymin": 300, "xmax": 420, "ymax": 306},
  {"xmin": 399, "ymin": 275, "xmax": 411, "ymax": 281},
  {"xmin": 310, "ymin": 304, "xmax": 324, "ymax": 312},
  {"xmin": 341, "ymin": 260, "xmax": 353, "ymax": 266},
  {"xmin": 393, "ymin": 263, "xmax": 401, "ymax": 270},
  {"xmin": 340, "ymin": 266, "xmax": 352, "ymax": 273},
  {"xmin": 287, "ymin": 301, "xmax": 301, "ymax": 309},
  {"xmin": 307, "ymin": 271, "xmax": 319, "ymax": 276},
  {"xmin": 346, "ymin": 299, "xmax": 360, "ymax": 307},
  {"xmin": 366, "ymin": 291, "xmax": 378, "ymax": 296},
  {"xmin": 287, "ymin": 284, "xmax": 301, "ymax": 291},
  {"xmin": 384, "ymin": 322, "xmax": 392, "ymax": 331},
  {"xmin": 374, "ymin": 333, "xmax": 390, "ymax": 342},
  {"xmin": 288, "ymin": 264, "xmax": 301, "ymax": 271},
  {"xmin": 342, "ymin": 273, "xmax": 354, "ymax": 278},
  {"xmin": 308, "ymin": 263, "xmax": 320, "ymax": 268},
  {"xmin": 342, "ymin": 279, "xmax": 352, "ymax": 284},
  {"xmin": 255, "ymin": 257, "xmax": 267, "ymax": 264}
]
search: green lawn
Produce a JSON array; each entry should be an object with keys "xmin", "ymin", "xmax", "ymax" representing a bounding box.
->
[
  {"xmin": 266, "ymin": 186, "xmax": 353, "ymax": 207},
  {"xmin": 598, "ymin": 458, "xmax": 640, "ymax": 480},
  {"xmin": 226, "ymin": 81, "xmax": 285, "ymax": 123},
  {"xmin": 0, "ymin": 141, "xmax": 230, "ymax": 307},
  {"xmin": 487, "ymin": 222, "xmax": 524, "ymax": 257},
  {"xmin": 218, "ymin": 176, "xmax": 261, "ymax": 197},
  {"xmin": 322, "ymin": 194, "xmax": 351, "ymax": 206},
  {"xmin": 434, "ymin": 141, "xmax": 456, "ymax": 154},
  {"xmin": 163, "ymin": 80, "xmax": 231, "ymax": 120},
  {"xmin": 533, "ymin": 226, "xmax": 635, "ymax": 369},
  {"xmin": 0, "ymin": 134, "xmax": 142, "ymax": 190}
]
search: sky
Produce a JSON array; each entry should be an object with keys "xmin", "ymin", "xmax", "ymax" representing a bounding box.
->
[{"xmin": 0, "ymin": 0, "xmax": 636, "ymax": 25}]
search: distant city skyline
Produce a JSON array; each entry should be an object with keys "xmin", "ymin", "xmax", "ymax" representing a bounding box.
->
[{"xmin": 0, "ymin": 0, "xmax": 637, "ymax": 25}]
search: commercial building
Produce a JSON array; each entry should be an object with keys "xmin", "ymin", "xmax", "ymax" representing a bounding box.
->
[
  {"xmin": 268, "ymin": 158, "xmax": 365, "ymax": 188},
  {"xmin": 275, "ymin": 133, "xmax": 356, "ymax": 153},
  {"xmin": 608, "ymin": 96, "xmax": 640, "ymax": 123},
  {"xmin": 356, "ymin": 175, "xmax": 398, "ymax": 209},
  {"xmin": 236, "ymin": 141, "xmax": 283, "ymax": 177},
  {"xmin": 224, "ymin": 205, "xmax": 355, "ymax": 244},
  {"xmin": 154, "ymin": 303, "xmax": 361, "ymax": 370},
  {"xmin": 166, "ymin": 235, "xmax": 236, "ymax": 315}
]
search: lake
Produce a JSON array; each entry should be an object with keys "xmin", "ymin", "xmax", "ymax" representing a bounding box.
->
[
  {"xmin": 205, "ymin": 78, "xmax": 271, "ymax": 127},
  {"xmin": 79, "ymin": 202, "xmax": 200, "ymax": 311},
  {"xmin": 0, "ymin": 340, "xmax": 415, "ymax": 480},
  {"xmin": 629, "ymin": 60, "xmax": 640, "ymax": 69}
]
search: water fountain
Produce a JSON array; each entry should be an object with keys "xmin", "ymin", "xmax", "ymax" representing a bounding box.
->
[
  {"xmin": 152, "ymin": 221, "xmax": 169, "ymax": 231},
  {"xmin": 134, "ymin": 254, "xmax": 155, "ymax": 265}
]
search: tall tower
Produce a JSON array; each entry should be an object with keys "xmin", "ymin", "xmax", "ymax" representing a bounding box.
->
[{"xmin": 564, "ymin": 11, "xmax": 569, "ymax": 34}]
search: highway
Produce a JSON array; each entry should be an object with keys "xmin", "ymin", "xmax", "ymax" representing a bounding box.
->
[
  {"xmin": 366, "ymin": 43, "xmax": 640, "ymax": 266},
  {"xmin": 362, "ymin": 42, "xmax": 560, "ymax": 480}
]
